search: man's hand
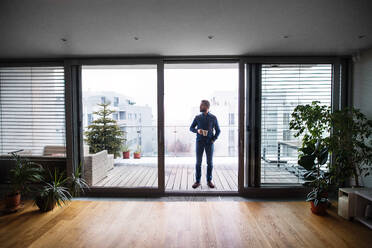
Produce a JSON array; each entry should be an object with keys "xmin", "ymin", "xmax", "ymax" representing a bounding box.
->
[{"xmin": 197, "ymin": 129, "xmax": 203, "ymax": 135}]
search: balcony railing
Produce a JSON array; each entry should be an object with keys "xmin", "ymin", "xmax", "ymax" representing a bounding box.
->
[{"xmin": 113, "ymin": 125, "xmax": 239, "ymax": 157}]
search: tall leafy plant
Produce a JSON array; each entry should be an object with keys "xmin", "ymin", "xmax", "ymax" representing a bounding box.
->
[
  {"xmin": 299, "ymin": 140, "xmax": 330, "ymax": 207},
  {"xmin": 84, "ymin": 102, "xmax": 125, "ymax": 158},
  {"xmin": 8, "ymin": 151, "xmax": 43, "ymax": 195},
  {"xmin": 329, "ymin": 108, "xmax": 372, "ymax": 187},
  {"xmin": 289, "ymin": 101, "xmax": 331, "ymax": 158},
  {"xmin": 290, "ymin": 101, "xmax": 331, "ymax": 212}
]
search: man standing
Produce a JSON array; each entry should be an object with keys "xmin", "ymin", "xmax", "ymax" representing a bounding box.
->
[{"xmin": 189, "ymin": 100, "xmax": 221, "ymax": 189}]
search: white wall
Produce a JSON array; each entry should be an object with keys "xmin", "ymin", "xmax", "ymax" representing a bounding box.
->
[{"xmin": 353, "ymin": 47, "xmax": 372, "ymax": 187}]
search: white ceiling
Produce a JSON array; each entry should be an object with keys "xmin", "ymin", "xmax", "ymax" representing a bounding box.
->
[{"xmin": 1, "ymin": 0, "xmax": 372, "ymax": 58}]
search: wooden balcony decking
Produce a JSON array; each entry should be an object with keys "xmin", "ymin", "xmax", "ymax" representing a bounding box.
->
[
  {"xmin": 94, "ymin": 157, "xmax": 302, "ymax": 191},
  {"xmin": 95, "ymin": 163, "xmax": 238, "ymax": 191}
]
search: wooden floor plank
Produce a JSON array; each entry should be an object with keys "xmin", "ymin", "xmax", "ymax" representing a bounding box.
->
[
  {"xmin": 93, "ymin": 161, "xmax": 299, "ymax": 191},
  {"xmin": 121, "ymin": 166, "xmax": 146, "ymax": 187},
  {"xmin": 187, "ymin": 166, "xmax": 194, "ymax": 190},
  {"xmin": 145, "ymin": 168, "xmax": 157, "ymax": 187},
  {"xmin": 2, "ymin": 200, "xmax": 371, "ymax": 248},
  {"xmin": 221, "ymin": 166, "xmax": 238, "ymax": 190},
  {"xmin": 173, "ymin": 165, "xmax": 183, "ymax": 190},
  {"xmin": 166, "ymin": 166, "xmax": 177, "ymax": 190},
  {"xmin": 180, "ymin": 166, "xmax": 188, "ymax": 190}
]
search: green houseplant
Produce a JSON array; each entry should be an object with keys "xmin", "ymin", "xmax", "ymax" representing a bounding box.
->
[
  {"xmin": 34, "ymin": 164, "xmax": 89, "ymax": 212},
  {"xmin": 84, "ymin": 102, "xmax": 125, "ymax": 158},
  {"xmin": 289, "ymin": 101, "xmax": 331, "ymax": 156},
  {"xmin": 329, "ymin": 108, "xmax": 372, "ymax": 187},
  {"xmin": 133, "ymin": 145, "xmax": 141, "ymax": 159},
  {"xmin": 35, "ymin": 169, "xmax": 71, "ymax": 212},
  {"xmin": 122, "ymin": 144, "xmax": 130, "ymax": 159},
  {"xmin": 298, "ymin": 140, "xmax": 330, "ymax": 215},
  {"xmin": 6, "ymin": 151, "xmax": 43, "ymax": 209},
  {"xmin": 68, "ymin": 162, "xmax": 89, "ymax": 197},
  {"xmin": 289, "ymin": 101, "xmax": 331, "ymax": 214}
]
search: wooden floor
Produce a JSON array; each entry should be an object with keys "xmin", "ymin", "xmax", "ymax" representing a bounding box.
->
[
  {"xmin": 95, "ymin": 162, "xmax": 301, "ymax": 190},
  {"xmin": 95, "ymin": 164, "xmax": 239, "ymax": 191},
  {"xmin": 1, "ymin": 200, "xmax": 371, "ymax": 248}
]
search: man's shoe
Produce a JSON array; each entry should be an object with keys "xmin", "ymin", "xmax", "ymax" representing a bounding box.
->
[
  {"xmin": 192, "ymin": 182, "xmax": 201, "ymax": 189},
  {"xmin": 207, "ymin": 181, "xmax": 215, "ymax": 188}
]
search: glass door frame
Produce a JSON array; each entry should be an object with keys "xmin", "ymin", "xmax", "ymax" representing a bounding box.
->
[
  {"xmin": 163, "ymin": 60, "xmax": 244, "ymax": 193},
  {"xmin": 241, "ymin": 57, "xmax": 348, "ymax": 195},
  {"xmin": 66, "ymin": 58, "xmax": 165, "ymax": 195},
  {"xmin": 63, "ymin": 56, "xmax": 349, "ymax": 196}
]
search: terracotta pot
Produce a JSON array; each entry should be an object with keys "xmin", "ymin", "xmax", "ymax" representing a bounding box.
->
[
  {"xmin": 310, "ymin": 201, "xmax": 327, "ymax": 215},
  {"xmin": 5, "ymin": 192, "xmax": 21, "ymax": 209},
  {"xmin": 133, "ymin": 152, "xmax": 141, "ymax": 159},
  {"xmin": 123, "ymin": 151, "xmax": 130, "ymax": 159},
  {"xmin": 36, "ymin": 197, "xmax": 56, "ymax": 212}
]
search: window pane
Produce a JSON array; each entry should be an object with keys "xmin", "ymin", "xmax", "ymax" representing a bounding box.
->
[
  {"xmin": 261, "ymin": 64, "xmax": 332, "ymax": 184},
  {"xmin": 82, "ymin": 65, "xmax": 158, "ymax": 188},
  {"xmin": 0, "ymin": 67, "xmax": 66, "ymax": 157},
  {"xmin": 164, "ymin": 63, "xmax": 239, "ymax": 191}
]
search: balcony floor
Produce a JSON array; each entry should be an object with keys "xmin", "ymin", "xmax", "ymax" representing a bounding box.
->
[{"xmin": 94, "ymin": 157, "xmax": 302, "ymax": 191}]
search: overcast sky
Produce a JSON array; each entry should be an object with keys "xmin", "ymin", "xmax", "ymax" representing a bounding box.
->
[{"xmin": 82, "ymin": 65, "xmax": 238, "ymax": 125}]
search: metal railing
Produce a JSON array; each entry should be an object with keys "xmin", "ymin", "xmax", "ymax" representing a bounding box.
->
[{"xmin": 113, "ymin": 125, "xmax": 239, "ymax": 157}]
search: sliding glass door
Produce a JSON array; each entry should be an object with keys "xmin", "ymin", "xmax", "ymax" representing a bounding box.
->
[
  {"xmin": 73, "ymin": 59, "xmax": 338, "ymax": 194},
  {"xmin": 164, "ymin": 63, "xmax": 239, "ymax": 192},
  {"xmin": 260, "ymin": 64, "xmax": 332, "ymax": 184},
  {"xmin": 81, "ymin": 65, "xmax": 159, "ymax": 188}
]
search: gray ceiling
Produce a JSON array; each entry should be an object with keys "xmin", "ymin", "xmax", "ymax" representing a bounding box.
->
[{"xmin": 1, "ymin": 0, "xmax": 372, "ymax": 58}]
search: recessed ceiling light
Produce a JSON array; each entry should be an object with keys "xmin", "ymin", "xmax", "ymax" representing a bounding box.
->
[
  {"xmin": 282, "ymin": 35, "xmax": 289, "ymax": 39},
  {"xmin": 208, "ymin": 35, "xmax": 214, "ymax": 39},
  {"xmin": 358, "ymin": 35, "xmax": 366, "ymax": 39},
  {"xmin": 61, "ymin": 38, "xmax": 67, "ymax": 42},
  {"xmin": 134, "ymin": 36, "xmax": 139, "ymax": 41}
]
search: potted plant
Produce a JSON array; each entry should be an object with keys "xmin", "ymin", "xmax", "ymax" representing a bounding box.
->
[
  {"xmin": 122, "ymin": 144, "xmax": 130, "ymax": 159},
  {"xmin": 67, "ymin": 162, "xmax": 89, "ymax": 197},
  {"xmin": 133, "ymin": 145, "xmax": 141, "ymax": 159},
  {"xmin": 329, "ymin": 108, "xmax": 372, "ymax": 187},
  {"xmin": 298, "ymin": 140, "xmax": 330, "ymax": 215},
  {"xmin": 34, "ymin": 164, "xmax": 89, "ymax": 212},
  {"xmin": 290, "ymin": 101, "xmax": 331, "ymax": 215},
  {"xmin": 289, "ymin": 101, "xmax": 331, "ymax": 155},
  {"xmin": 5, "ymin": 151, "xmax": 43, "ymax": 210},
  {"xmin": 34, "ymin": 169, "xmax": 71, "ymax": 212}
]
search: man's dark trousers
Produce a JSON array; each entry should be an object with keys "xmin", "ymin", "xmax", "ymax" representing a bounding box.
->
[{"xmin": 195, "ymin": 139, "xmax": 214, "ymax": 183}]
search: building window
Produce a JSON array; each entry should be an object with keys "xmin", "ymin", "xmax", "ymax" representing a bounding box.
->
[
  {"xmin": 114, "ymin": 97, "xmax": 119, "ymax": 107},
  {"xmin": 229, "ymin": 129, "xmax": 235, "ymax": 144},
  {"xmin": 88, "ymin": 114, "xmax": 93, "ymax": 125},
  {"xmin": 113, "ymin": 113, "xmax": 118, "ymax": 120},
  {"xmin": 128, "ymin": 113, "xmax": 132, "ymax": 120},
  {"xmin": 101, "ymin": 96, "xmax": 106, "ymax": 104},
  {"xmin": 228, "ymin": 113, "xmax": 235, "ymax": 125},
  {"xmin": 119, "ymin": 111, "xmax": 126, "ymax": 120}
]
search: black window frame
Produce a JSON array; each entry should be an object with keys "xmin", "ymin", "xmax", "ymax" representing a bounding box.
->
[{"xmin": 0, "ymin": 56, "xmax": 351, "ymax": 197}]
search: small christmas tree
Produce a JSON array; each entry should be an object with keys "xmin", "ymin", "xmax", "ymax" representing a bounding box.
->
[{"xmin": 84, "ymin": 102, "xmax": 124, "ymax": 158}]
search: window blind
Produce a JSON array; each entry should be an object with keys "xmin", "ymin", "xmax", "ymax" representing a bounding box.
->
[
  {"xmin": 261, "ymin": 64, "xmax": 332, "ymax": 183},
  {"xmin": 0, "ymin": 67, "xmax": 66, "ymax": 156}
]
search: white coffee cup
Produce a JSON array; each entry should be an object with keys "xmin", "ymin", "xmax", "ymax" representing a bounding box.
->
[{"xmin": 202, "ymin": 130, "xmax": 208, "ymax": 136}]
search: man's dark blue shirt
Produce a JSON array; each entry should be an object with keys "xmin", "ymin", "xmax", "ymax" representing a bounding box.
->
[{"xmin": 189, "ymin": 112, "xmax": 221, "ymax": 142}]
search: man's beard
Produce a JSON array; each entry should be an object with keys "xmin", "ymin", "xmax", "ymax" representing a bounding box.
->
[{"xmin": 200, "ymin": 108, "xmax": 206, "ymax": 112}]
